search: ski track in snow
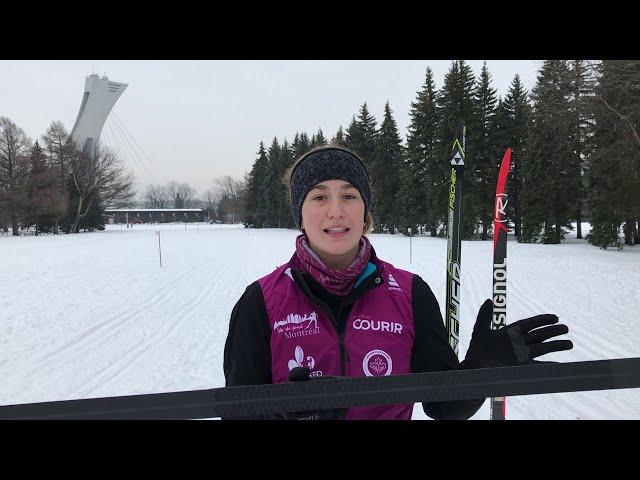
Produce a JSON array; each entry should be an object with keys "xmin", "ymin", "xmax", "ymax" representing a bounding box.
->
[
  {"xmin": 68, "ymin": 261, "xmax": 234, "ymax": 398},
  {"xmin": 1, "ymin": 224, "xmax": 638, "ymax": 418},
  {"xmin": 5, "ymin": 263, "xmax": 203, "ymax": 388}
]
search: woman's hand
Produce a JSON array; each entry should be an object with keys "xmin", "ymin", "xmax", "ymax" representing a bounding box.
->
[{"xmin": 464, "ymin": 299, "xmax": 573, "ymax": 369}]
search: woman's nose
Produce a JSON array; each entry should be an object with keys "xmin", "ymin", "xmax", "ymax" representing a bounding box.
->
[{"xmin": 327, "ymin": 199, "xmax": 345, "ymax": 218}]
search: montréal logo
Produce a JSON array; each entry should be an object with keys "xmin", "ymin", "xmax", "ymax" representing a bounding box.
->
[{"xmin": 274, "ymin": 311, "xmax": 320, "ymax": 339}]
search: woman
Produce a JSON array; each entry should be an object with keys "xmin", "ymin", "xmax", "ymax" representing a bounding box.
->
[{"xmin": 223, "ymin": 145, "xmax": 573, "ymax": 420}]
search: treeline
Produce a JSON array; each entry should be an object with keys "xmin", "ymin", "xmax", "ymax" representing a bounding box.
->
[
  {"xmin": 242, "ymin": 60, "xmax": 640, "ymax": 248},
  {"xmin": 141, "ymin": 176, "xmax": 246, "ymax": 224},
  {"xmin": 0, "ymin": 119, "xmax": 134, "ymax": 235},
  {"xmin": 0, "ymin": 116, "xmax": 247, "ymax": 233}
]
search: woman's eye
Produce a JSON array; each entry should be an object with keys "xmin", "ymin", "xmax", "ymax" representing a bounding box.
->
[
  {"xmin": 313, "ymin": 195, "xmax": 326, "ymax": 201},
  {"xmin": 344, "ymin": 194, "xmax": 357, "ymax": 200}
]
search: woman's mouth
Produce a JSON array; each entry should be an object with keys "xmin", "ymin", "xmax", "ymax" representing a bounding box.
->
[{"xmin": 323, "ymin": 226, "xmax": 350, "ymax": 238}]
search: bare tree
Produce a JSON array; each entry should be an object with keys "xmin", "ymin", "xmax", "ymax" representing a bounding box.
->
[
  {"xmin": 41, "ymin": 121, "xmax": 74, "ymax": 194},
  {"xmin": 143, "ymin": 184, "xmax": 170, "ymax": 208},
  {"xmin": 204, "ymin": 186, "xmax": 221, "ymax": 206},
  {"xmin": 166, "ymin": 180, "xmax": 197, "ymax": 208},
  {"xmin": 213, "ymin": 175, "xmax": 244, "ymax": 223},
  {"xmin": 0, "ymin": 117, "xmax": 32, "ymax": 235},
  {"xmin": 68, "ymin": 142, "xmax": 135, "ymax": 233}
]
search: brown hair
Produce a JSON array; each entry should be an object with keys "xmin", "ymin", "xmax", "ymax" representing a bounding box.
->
[{"xmin": 282, "ymin": 144, "xmax": 374, "ymax": 235}]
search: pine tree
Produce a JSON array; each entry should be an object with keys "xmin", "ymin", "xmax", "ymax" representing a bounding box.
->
[
  {"xmin": 279, "ymin": 139, "xmax": 295, "ymax": 227},
  {"xmin": 245, "ymin": 142, "xmax": 269, "ymax": 227},
  {"xmin": 399, "ymin": 67, "xmax": 440, "ymax": 235},
  {"xmin": 436, "ymin": 60, "xmax": 477, "ymax": 239},
  {"xmin": 567, "ymin": 60, "xmax": 592, "ymax": 239},
  {"xmin": 372, "ymin": 101, "xmax": 404, "ymax": 233},
  {"xmin": 291, "ymin": 133, "xmax": 308, "ymax": 160},
  {"xmin": 521, "ymin": 60, "xmax": 575, "ymax": 244},
  {"xmin": 312, "ymin": 128, "xmax": 327, "ymax": 147},
  {"xmin": 498, "ymin": 74, "xmax": 533, "ymax": 237},
  {"xmin": 471, "ymin": 62, "xmax": 499, "ymax": 240},
  {"xmin": 586, "ymin": 60, "xmax": 640, "ymax": 247},
  {"xmin": 24, "ymin": 141, "xmax": 66, "ymax": 234},
  {"xmin": 263, "ymin": 137, "xmax": 282, "ymax": 228},
  {"xmin": 345, "ymin": 103, "xmax": 378, "ymax": 168},
  {"xmin": 332, "ymin": 126, "xmax": 346, "ymax": 146}
]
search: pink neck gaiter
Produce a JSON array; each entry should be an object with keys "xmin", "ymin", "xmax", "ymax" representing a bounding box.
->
[{"xmin": 295, "ymin": 233, "xmax": 372, "ymax": 296}]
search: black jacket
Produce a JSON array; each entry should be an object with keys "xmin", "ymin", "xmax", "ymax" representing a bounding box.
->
[{"xmin": 223, "ymin": 264, "xmax": 485, "ymax": 420}]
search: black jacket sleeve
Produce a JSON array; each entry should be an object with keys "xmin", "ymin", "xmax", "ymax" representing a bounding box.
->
[
  {"xmin": 223, "ymin": 281, "xmax": 282, "ymax": 419},
  {"xmin": 223, "ymin": 281, "xmax": 272, "ymax": 386},
  {"xmin": 411, "ymin": 274, "xmax": 485, "ymax": 420}
]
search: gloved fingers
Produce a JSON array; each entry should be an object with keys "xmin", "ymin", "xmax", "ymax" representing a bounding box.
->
[
  {"xmin": 524, "ymin": 324, "xmax": 569, "ymax": 344},
  {"xmin": 512, "ymin": 314, "xmax": 559, "ymax": 333},
  {"xmin": 288, "ymin": 366, "xmax": 311, "ymax": 382},
  {"xmin": 530, "ymin": 340, "xmax": 574, "ymax": 358},
  {"xmin": 472, "ymin": 299, "xmax": 493, "ymax": 335}
]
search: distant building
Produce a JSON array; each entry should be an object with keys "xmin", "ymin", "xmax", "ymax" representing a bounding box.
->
[
  {"xmin": 104, "ymin": 208, "xmax": 205, "ymax": 224},
  {"xmin": 70, "ymin": 74, "xmax": 128, "ymax": 155}
]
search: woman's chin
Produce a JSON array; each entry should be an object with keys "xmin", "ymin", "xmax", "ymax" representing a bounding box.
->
[{"xmin": 318, "ymin": 240, "xmax": 359, "ymax": 258}]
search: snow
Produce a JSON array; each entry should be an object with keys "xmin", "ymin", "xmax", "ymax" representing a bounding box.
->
[{"xmin": 1, "ymin": 222, "xmax": 639, "ymax": 419}]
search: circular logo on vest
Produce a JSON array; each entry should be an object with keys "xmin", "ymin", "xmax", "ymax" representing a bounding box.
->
[{"xmin": 363, "ymin": 349, "xmax": 393, "ymax": 376}]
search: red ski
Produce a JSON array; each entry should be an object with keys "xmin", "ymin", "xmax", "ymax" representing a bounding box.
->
[{"xmin": 491, "ymin": 147, "xmax": 512, "ymax": 420}]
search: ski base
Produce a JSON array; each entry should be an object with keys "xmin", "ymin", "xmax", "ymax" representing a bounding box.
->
[{"xmin": 1, "ymin": 358, "xmax": 639, "ymax": 419}]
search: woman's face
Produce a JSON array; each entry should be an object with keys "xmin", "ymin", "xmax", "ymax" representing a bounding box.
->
[{"xmin": 300, "ymin": 179, "xmax": 365, "ymax": 269}]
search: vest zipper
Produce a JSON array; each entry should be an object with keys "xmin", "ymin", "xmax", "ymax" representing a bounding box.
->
[
  {"xmin": 317, "ymin": 303, "xmax": 347, "ymax": 377},
  {"xmin": 291, "ymin": 268, "xmax": 382, "ymax": 378}
]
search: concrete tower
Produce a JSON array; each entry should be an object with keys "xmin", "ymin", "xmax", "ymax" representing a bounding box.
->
[{"xmin": 70, "ymin": 74, "xmax": 128, "ymax": 154}]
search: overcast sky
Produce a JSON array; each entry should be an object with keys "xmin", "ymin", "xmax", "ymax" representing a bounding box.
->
[{"xmin": 0, "ymin": 60, "xmax": 542, "ymax": 194}]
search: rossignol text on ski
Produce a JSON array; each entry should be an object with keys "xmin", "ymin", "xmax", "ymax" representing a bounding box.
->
[{"xmin": 491, "ymin": 147, "xmax": 512, "ymax": 420}]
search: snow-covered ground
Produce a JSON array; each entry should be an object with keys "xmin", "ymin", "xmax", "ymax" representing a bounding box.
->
[{"xmin": 1, "ymin": 222, "xmax": 639, "ymax": 419}]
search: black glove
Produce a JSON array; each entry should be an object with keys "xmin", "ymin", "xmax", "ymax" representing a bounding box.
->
[
  {"xmin": 464, "ymin": 299, "xmax": 574, "ymax": 369},
  {"xmin": 285, "ymin": 367, "xmax": 348, "ymax": 420}
]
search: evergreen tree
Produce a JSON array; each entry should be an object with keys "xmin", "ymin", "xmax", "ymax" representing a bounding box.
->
[
  {"xmin": 25, "ymin": 141, "xmax": 66, "ymax": 234},
  {"xmin": 586, "ymin": 60, "xmax": 640, "ymax": 247},
  {"xmin": 279, "ymin": 139, "xmax": 295, "ymax": 227},
  {"xmin": 471, "ymin": 62, "xmax": 499, "ymax": 240},
  {"xmin": 399, "ymin": 67, "xmax": 439, "ymax": 235},
  {"xmin": 345, "ymin": 103, "xmax": 378, "ymax": 227},
  {"xmin": 263, "ymin": 137, "xmax": 282, "ymax": 228},
  {"xmin": 498, "ymin": 74, "xmax": 533, "ymax": 237},
  {"xmin": 345, "ymin": 103, "xmax": 378, "ymax": 168},
  {"xmin": 291, "ymin": 133, "xmax": 307, "ymax": 160},
  {"xmin": 567, "ymin": 60, "xmax": 592, "ymax": 239},
  {"xmin": 312, "ymin": 128, "xmax": 327, "ymax": 147},
  {"xmin": 244, "ymin": 142, "xmax": 269, "ymax": 227},
  {"xmin": 332, "ymin": 126, "xmax": 346, "ymax": 146},
  {"xmin": 521, "ymin": 60, "xmax": 574, "ymax": 244},
  {"xmin": 372, "ymin": 101, "xmax": 404, "ymax": 233},
  {"xmin": 436, "ymin": 60, "xmax": 477, "ymax": 239}
]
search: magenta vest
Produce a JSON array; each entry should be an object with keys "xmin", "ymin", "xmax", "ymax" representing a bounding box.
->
[{"xmin": 258, "ymin": 254, "xmax": 415, "ymax": 420}]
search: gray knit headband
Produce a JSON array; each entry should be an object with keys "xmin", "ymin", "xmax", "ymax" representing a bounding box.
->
[{"xmin": 290, "ymin": 147, "xmax": 371, "ymax": 230}]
